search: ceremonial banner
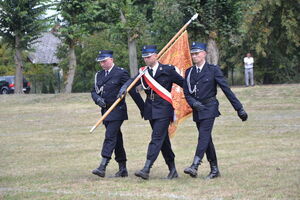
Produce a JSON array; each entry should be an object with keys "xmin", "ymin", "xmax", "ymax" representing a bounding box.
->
[{"xmin": 158, "ymin": 30, "xmax": 193, "ymax": 138}]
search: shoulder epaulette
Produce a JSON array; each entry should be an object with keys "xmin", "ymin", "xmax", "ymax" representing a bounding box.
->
[{"xmin": 115, "ymin": 66, "xmax": 125, "ymax": 71}]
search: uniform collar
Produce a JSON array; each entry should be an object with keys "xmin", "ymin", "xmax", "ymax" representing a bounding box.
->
[
  {"xmin": 148, "ymin": 61, "xmax": 159, "ymax": 77},
  {"xmin": 106, "ymin": 64, "xmax": 115, "ymax": 74},
  {"xmin": 196, "ymin": 61, "xmax": 206, "ymax": 71}
]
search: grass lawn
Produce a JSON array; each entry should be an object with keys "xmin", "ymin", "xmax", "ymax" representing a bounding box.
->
[{"xmin": 0, "ymin": 84, "xmax": 299, "ymax": 200}]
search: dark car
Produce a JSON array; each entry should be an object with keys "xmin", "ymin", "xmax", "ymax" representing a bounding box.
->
[{"xmin": 0, "ymin": 76, "xmax": 31, "ymax": 94}]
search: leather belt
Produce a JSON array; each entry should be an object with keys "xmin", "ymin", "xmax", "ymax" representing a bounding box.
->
[
  {"xmin": 146, "ymin": 93, "xmax": 161, "ymax": 101},
  {"xmin": 200, "ymin": 96, "xmax": 216, "ymax": 104}
]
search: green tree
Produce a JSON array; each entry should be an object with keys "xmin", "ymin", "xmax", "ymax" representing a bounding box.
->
[
  {"xmin": 146, "ymin": 0, "xmax": 185, "ymax": 50},
  {"xmin": 115, "ymin": 0, "xmax": 185, "ymax": 75},
  {"xmin": 106, "ymin": 0, "xmax": 149, "ymax": 77},
  {"xmin": 41, "ymin": 81, "xmax": 48, "ymax": 93},
  {"xmin": 48, "ymin": 79, "xmax": 55, "ymax": 93},
  {"xmin": 179, "ymin": 0, "xmax": 244, "ymax": 67},
  {"xmin": 0, "ymin": 40, "xmax": 14, "ymax": 75},
  {"xmin": 0, "ymin": 0, "xmax": 52, "ymax": 93},
  {"xmin": 56, "ymin": 0, "xmax": 107, "ymax": 93},
  {"xmin": 241, "ymin": 0, "xmax": 300, "ymax": 83}
]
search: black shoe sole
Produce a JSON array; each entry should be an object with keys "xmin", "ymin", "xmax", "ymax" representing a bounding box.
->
[
  {"xmin": 167, "ymin": 170, "xmax": 179, "ymax": 179},
  {"xmin": 184, "ymin": 169, "xmax": 197, "ymax": 178},
  {"xmin": 107, "ymin": 174, "xmax": 128, "ymax": 178},
  {"xmin": 114, "ymin": 173, "xmax": 129, "ymax": 178},
  {"xmin": 134, "ymin": 172, "xmax": 149, "ymax": 180},
  {"xmin": 205, "ymin": 173, "xmax": 221, "ymax": 180},
  {"xmin": 167, "ymin": 174, "xmax": 179, "ymax": 179},
  {"xmin": 92, "ymin": 170, "xmax": 105, "ymax": 177}
]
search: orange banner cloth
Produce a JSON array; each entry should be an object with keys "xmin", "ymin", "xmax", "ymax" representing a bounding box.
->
[{"xmin": 158, "ymin": 31, "xmax": 193, "ymax": 138}]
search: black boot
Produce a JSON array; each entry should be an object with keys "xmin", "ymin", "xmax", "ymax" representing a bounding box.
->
[
  {"xmin": 114, "ymin": 161, "xmax": 128, "ymax": 177},
  {"xmin": 92, "ymin": 157, "xmax": 110, "ymax": 177},
  {"xmin": 184, "ymin": 156, "xmax": 201, "ymax": 178},
  {"xmin": 134, "ymin": 160, "xmax": 152, "ymax": 180},
  {"xmin": 166, "ymin": 160, "xmax": 178, "ymax": 179},
  {"xmin": 206, "ymin": 160, "xmax": 220, "ymax": 179}
]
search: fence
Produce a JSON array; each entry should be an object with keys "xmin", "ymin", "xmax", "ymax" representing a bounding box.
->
[{"xmin": 26, "ymin": 72, "xmax": 63, "ymax": 94}]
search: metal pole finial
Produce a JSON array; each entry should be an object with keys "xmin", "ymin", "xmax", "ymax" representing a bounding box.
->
[{"xmin": 191, "ymin": 13, "xmax": 199, "ymax": 21}]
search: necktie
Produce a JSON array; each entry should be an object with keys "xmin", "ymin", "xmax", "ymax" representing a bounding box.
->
[
  {"xmin": 197, "ymin": 67, "xmax": 201, "ymax": 73},
  {"xmin": 105, "ymin": 71, "xmax": 109, "ymax": 77},
  {"xmin": 148, "ymin": 68, "xmax": 153, "ymax": 77}
]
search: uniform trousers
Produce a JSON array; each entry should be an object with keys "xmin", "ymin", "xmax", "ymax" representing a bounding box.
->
[
  {"xmin": 101, "ymin": 120, "xmax": 126, "ymax": 162},
  {"xmin": 146, "ymin": 118, "xmax": 175, "ymax": 163},
  {"xmin": 195, "ymin": 118, "xmax": 217, "ymax": 162},
  {"xmin": 245, "ymin": 68, "xmax": 254, "ymax": 86}
]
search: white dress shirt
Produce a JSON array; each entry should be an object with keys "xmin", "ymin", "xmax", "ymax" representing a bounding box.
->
[
  {"xmin": 105, "ymin": 64, "xmax": 115, "ymax": 75},
  {"xmin": 196, "ymin": 61, "xmax": 206, "ymax": 72},
  {"xmin": 149, "ymin": 62, "xmax": 159, "ymax": 77},
  {"xmin": 243, "ymin": 57, "xmax": 254, "ymax": 69}
]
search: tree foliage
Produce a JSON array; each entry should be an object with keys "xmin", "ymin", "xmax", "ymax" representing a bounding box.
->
[
  {"xmin": 240, "ymin": 0, "xmax": 300, "ymax": 83},
  {"xmin": 0, "ymin": 41, "xmax": 14, "ymax": 75},
  {"xmin": 178, "ymin": 0, "xmax": 242, "ymax": 41},
  {"xmin": 56, "ymin": 0, "xmax": 107, "ymax": 93},
  {"xmin": 56, "ymin": 0, "xmax": 109, "ymax": 46},
  {"xmin": 177, "ymin": 0, "xmax": 244, "ymax": 68},
  {"xmin": 0, "ymin": 0, "xmax": 52, "ymax": 93},
  {"xmin": 0, "ymin": 0, "xmax": 51, "ymax": 49},
  {"xmin": 147, "ymin": 0, "xmax": 184, "ymax": 50}
]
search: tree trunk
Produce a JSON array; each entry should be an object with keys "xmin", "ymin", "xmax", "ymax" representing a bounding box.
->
[
  {"xmin": 64, "ymin": 42, "xmax": 77, "ymax": 93},
  {"xmin": 120, "ymin": 9, "xmax": 139, "ymax": 77},
  {"xmin": 128, "ymin": 36, "xmax": 138, "ymax": 77},
  {"xmin": 206, "ymin": 38, "xmax": 219, "ymax": 65},
  {"xmin": 14, "ymin": 35, "xmax": 24, "ymax": 94}
]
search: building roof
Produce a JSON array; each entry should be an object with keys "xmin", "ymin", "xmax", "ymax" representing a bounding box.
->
[{"xmin": 28, "ymin": 32, "xmax": 61, "ymax": 64}]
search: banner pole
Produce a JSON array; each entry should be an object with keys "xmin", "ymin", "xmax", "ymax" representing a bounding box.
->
[{"xmin": 158, "ymin": 13, "xmax": 198, "ymax": 58}]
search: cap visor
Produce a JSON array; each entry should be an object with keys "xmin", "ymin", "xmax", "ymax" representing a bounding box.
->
[
  {"xmin": 142, "ymin": 53, "xmax": 155, "ymax": 58},
  {"xmin": 190, "ymin": 49, "xmax": 205, "ymax": 53},
  {"xmin": 96, "ymin": 57, "xmax": 110, "ymax": 62}
]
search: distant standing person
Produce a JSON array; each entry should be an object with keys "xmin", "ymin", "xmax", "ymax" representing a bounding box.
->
[
  {"xmin": 243, "ymin": 53, "xmax": 254, "ymax": 87},
  {"xmin": 91, "ymin": 50, "xmax": 144, "ymax": 178}
]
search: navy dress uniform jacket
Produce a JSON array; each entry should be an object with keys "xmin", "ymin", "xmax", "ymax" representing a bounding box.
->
[
  {"xmin": 140, "ymin": 63, "xmax": 184, "ymax": 120},
  {"xmin": 183, "ymin": 63, "xmax": 243, "ymax": 122},
  {"xmin": 133, "ymin": 62, "xmax": 184, "ymax": 163},
  {"xmin": 91, "ymin": 66, "xmax": 144, "ymax": 121}
]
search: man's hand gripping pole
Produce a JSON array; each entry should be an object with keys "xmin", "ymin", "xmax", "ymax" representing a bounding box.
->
[{"xmin": 89, "ymin": 67, "xmax": 147, "ymax": 133}]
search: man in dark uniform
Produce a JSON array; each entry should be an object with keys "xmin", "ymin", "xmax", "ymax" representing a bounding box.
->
[
  {"xmin": 119, "ymin": 45, "xmax": 184, "ymax": 180},
  {"xmin": 183, "ymin": 42, "xmax": 248, "ymax": 179},
  {"xmin": 91, "ymin": 50, "xmax": 144, "ymax": 178}
]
